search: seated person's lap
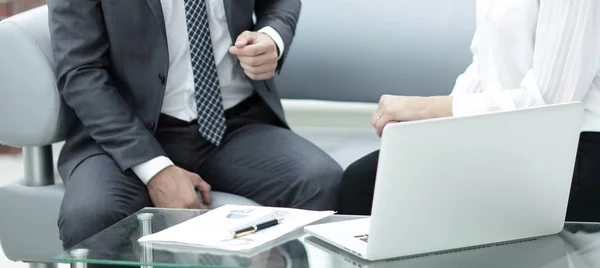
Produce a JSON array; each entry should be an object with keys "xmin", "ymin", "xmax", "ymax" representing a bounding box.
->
[
  {"xmin": 58, "ymin": 99, "xmax": 343, "ymax": 250},
  {"xmin": 199, "ymin": 122, "xmax": 342, "ymax": 210}
]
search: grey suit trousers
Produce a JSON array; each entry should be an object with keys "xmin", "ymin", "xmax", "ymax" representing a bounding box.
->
[{"xmin": 57, "ymin": 94, "xmax": 343, "ymax": 257}]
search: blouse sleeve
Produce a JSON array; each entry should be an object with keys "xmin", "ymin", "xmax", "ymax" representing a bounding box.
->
[{"xmin": 451, "ymin": 0, "xmax": 600, "ymax": 116}]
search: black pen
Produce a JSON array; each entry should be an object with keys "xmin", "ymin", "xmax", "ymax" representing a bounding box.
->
[{"xmin": 232, "ymin": 218, "xmax": 284, "ymax": 238}]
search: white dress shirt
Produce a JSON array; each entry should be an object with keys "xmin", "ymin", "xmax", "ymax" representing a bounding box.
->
[
  {"xmin": 132, "ymin": 0, "xmax": 285, "ymax": 184},
  {"xmin": 450, "ymin": 0, "xmax": 600, "ymax": 132}
]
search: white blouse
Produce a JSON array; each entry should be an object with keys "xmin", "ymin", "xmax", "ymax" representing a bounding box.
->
[{"xmin": 450, "ymin": 0, "xmax": 600, "ymax": 132}]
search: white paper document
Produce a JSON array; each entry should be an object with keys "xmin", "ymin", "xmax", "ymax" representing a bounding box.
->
[{"xmin": 138, "ymin": 205, "xmax": 334, "ymax": 252}]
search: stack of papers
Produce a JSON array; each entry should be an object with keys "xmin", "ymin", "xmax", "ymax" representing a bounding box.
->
[{"xmin": 138, "ymin": 205, "xmax": 334, "ymax": 252}]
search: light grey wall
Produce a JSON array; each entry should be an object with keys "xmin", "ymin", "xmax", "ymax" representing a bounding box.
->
[{"xmin": 275, "ymin": 0, "xmax": 476, "ymax": 102}]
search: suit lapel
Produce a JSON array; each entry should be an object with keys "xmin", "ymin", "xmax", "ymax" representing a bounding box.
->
[
  {"xmin": 146, "ymin": 0, "xmax": 168, "ymax": 40},
  {"xmin": 145, "ymin": 0, "xmax": 169, "ymax": 88},
  {"xmin": 222, "ymin": 0, "xmax": 238, "ymax": 42}
]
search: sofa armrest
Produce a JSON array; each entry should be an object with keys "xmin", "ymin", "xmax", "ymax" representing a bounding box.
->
[{"xmin": 282, "ymin": 99, "xmax": 377, "ymax": 129}]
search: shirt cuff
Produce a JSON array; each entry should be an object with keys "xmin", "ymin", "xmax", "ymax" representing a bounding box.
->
[
  {"xmin": 131, "ymin": 156, "xmax": 174, "ymax": 185},
  {"xmin": 451, "ymin": 93, "xmax": 490, "ymax": 117},
  {"xmin": 258, "ymin": 26, "xmax": 285, "ymax": 60}
]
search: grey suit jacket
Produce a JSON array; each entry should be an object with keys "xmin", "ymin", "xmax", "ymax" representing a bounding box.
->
[{"xmin": 46, "ymin": 0, "xmax": 301, "ymax": 180}]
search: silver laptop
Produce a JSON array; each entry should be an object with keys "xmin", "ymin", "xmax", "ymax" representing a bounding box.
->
[
  {"xmin": 305, "ymin": 102, "xmax": 583, "ymax": 261},
  {"xmin": 303, "ymin": 234, "xmax": 568, "ymax": 268}
]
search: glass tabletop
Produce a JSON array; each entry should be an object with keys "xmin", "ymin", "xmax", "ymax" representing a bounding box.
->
[{"xmin": 53, "ymin": 207, "xmax": 600, "ymax": 268}]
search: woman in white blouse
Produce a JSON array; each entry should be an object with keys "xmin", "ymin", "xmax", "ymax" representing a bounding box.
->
[{"xmin": 338, "ymin": 0, "xmax": 600, "ymax": 221}]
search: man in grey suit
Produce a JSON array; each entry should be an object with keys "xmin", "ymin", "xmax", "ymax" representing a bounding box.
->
[{"xmin": 47, "ymin": 0, "xmax": 342, "ymax": 254}]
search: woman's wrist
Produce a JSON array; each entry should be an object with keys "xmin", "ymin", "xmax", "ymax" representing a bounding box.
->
[{"xmin": 423, "ymin": 96, "xmax": 453, "ymax": 119}]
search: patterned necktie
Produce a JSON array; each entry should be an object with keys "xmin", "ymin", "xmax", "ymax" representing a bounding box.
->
[{"xmin": 183, "ymin": 0, "xmax": 227, "ymax": 146}]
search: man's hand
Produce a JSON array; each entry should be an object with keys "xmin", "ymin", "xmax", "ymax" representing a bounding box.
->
[
  {"xmin": 372, "ymin": 95, "xmax": 454, "ymax": 137},
  {"xmin": 229, "ymin": 31, "xmax": 279, "ymax": 81},
  {"xmin": 147, "ymin": 166, "xmax": 212, "ymax": 209}
]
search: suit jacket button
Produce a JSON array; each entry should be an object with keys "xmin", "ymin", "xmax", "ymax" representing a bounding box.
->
[
  {"xmin": 158, "ymin": 74, "xmax": 166, "ymax": 85},
  {"xmin": 148, "ymin": 120, "xmax": 155, "ymax": 129}
]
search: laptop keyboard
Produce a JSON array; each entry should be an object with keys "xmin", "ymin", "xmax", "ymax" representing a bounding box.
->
[{"xmin": 354, "ymin": 234, "xmax": 369, "ymax": 242}]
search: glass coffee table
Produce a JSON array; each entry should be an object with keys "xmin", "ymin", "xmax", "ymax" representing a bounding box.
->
[{"xmin": 53, "ymin": 207, "xmax": 600, "ymax": 268}]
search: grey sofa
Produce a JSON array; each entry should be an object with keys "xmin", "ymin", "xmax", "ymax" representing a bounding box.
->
[{"xmin": 0, "ymin": 1, "xmax": 475, "ymax": 267}]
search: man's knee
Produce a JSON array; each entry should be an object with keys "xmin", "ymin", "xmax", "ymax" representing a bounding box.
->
[
  {"xmin": 58, "ymin": 200, "xmax": 127, "ymax": 249},
  {"xmin": 284, "ymin": 161, "xmax": 343, "ymax": 210},
  {"xmin": 57, "ymin": 154, "xmax": 151, "ymax": 249}
]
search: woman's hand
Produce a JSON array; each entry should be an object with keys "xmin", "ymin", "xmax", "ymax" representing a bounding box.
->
[{"xmin": 371, "ymin": 95, "xmax": 454, "ymax": 137}]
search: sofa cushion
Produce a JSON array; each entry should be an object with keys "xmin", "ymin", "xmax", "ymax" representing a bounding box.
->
[{"xmin": 293, "ymin": 126, "xmax": 380, "ymax": 169}]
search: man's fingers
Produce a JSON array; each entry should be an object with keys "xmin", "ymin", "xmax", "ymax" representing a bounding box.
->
[
  {"xmin": 198, "ymin": 181, "xmax": 212, "ymax": 205},
  {"xmin": 230, "ymin": 42, "xmax": 272, "ymax": 57},
  {"xmin": 184, "ymin": 195, "xmax": 205, "ymax": 209},
  {"xmin": 192, "ymin": 200, "xmax": 205, "ymax": 209},
  {"xmin": 238, "ymin": 53, "xmax": 276, "ymax": 67},
  {"xmin": 240, "ymin": 61, "xmax": 277, "ymax": 75},
  {"xmin": 236, "ymin": 49, "xmax": 278, "ymax": 81},
  {"xmin": 229, "ymin": 31, "xmax": 261, "ymax": 55},
  {"xmin": 235, "ymin": 30, "xmax": 259, "ymax": 48},
  {"xmin": 189, "ymin": 173, "xmax": 212, "ymax": 205},
  {"xmin": 185, "ymin": 171, "xmax": 211, "ymax": 207},
  {"xmin": 244, "ymin": 69, "xmax": 275, "ymax": 81}
]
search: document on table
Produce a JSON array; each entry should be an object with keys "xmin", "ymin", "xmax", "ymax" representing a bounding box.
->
[{"xmin": 138, "ymin": 204, "xmax": 334, "ymax": 252}]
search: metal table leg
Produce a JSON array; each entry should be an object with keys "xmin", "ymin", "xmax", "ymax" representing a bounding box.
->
[
  {"xmin": 138, "ymin": 213, "xmax": 154, "ymax": 268},
  {"xmin": 69, "ymin": 248, "xmax": 89, "ymax": 268},
  {"xmin": 28, "ymin": 263, "xmax": 57, "ymax": 268}
]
